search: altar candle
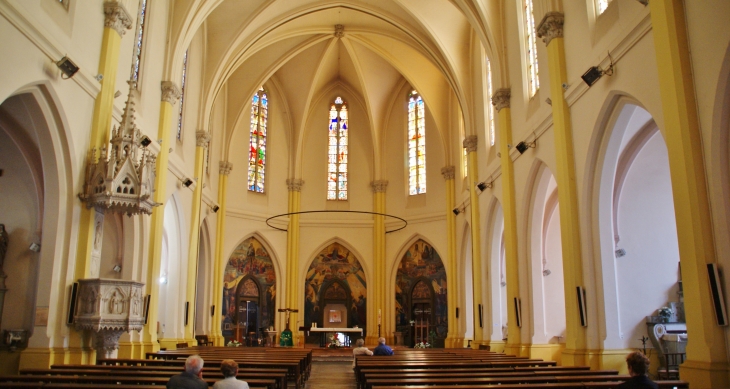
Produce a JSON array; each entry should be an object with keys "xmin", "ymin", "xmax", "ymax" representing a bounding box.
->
[{"xmin": 378, "ymin": 309, "xmax": 382, "ymax": 325}]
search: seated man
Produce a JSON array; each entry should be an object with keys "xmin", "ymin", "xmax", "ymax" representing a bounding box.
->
[
  {"xmin": 372, "ymin": 337, "xmax": 394, "ymax": 356},
  {"xmin": 352, "ymin": 338, "xmax": 373, "ymax": 368},
  {"xmin": 167, "ymin": 355, "xmax": 208, "ymax": 389},
  {"xmin": 618, "ymin": 351, "xmax": 658, "ymax": 389},
  {"xmin": 213, "ymin": 359, "xmax": 249, "ymax": 389}
]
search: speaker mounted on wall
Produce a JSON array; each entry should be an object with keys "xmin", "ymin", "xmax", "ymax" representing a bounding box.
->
[
  {"xmin": 66, "ymin": 282, "xmax": 79, "ymax": 325},
  {"xmin": 456, "ymin": 307, "xmax": 459, "ymax": 319},
  {"xmin": 577, "ymin": 286, "xmax": 587, "ymax": 327},
  {"xmin": 708, "ymin": 263, "xmax": 728, "ymax": 326},
  {"xmin": 478, "ymin": 304, "xmax": 483, "ymax": 328},
  {"xmin": 143, "ymin": 294, "xmax": 151, "ymax": 325},
  {"xmin": 513, "ymin": 297, "xmax": 522, "ymax": 328},
  {"xmin": 184, "ymin": 302, "xmax": 190, "ymax": 326}
]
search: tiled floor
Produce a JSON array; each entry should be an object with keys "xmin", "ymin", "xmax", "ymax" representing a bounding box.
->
[{"xmin": 303, "ymin": 361, "xmax": 357, "ymax": 389}]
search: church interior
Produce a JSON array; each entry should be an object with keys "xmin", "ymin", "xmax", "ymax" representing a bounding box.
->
[{"xmin": 0, "ymin": 0, "xmax": 729, "ymax": 387}]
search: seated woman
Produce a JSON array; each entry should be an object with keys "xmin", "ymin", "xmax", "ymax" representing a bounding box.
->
[{"xmin": 352, "ymin": 338, "xmax": 373, "ymax": 368}]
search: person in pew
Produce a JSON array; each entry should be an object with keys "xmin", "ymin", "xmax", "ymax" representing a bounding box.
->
[
  {"xmin": 618, "ymin": 351, "xmax": 658, "ymax": 389},
  {"xmin": 167, "ymin": 355, "xmax": 208, "ymax": 389},
  {"xmin": 213, "ymin": 359, "xmax": 250, "ymax": 389},
  {"xmin": 373, "ymin": 337, "xmax": 394, "ymax": 356},
  {"xmin": 352, "ymin": 338, "xmax": 374, "ymax": 368}
]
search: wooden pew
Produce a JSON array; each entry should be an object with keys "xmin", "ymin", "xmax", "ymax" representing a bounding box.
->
[{"xmin": 0, "ymin": 374, "xmax": 276, "ymax": 389}]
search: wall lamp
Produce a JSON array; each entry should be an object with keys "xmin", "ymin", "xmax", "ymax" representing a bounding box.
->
[{"xmin": 56, "ymin": 56, "xmax": 79, "ymax": 79}]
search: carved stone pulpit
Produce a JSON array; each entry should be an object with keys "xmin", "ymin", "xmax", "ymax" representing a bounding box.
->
[{"xmin": 74, "ymin": 279, "xmax": 145, "ymax": 359}]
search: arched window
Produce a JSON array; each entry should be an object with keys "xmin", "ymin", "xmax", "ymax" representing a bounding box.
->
[
  {"xmin": 524, "ymin": 0, "xmax": 539, "ymax": 97},
  {"xmin": 130, "ymin": 0, "xmax": 148, "ymax": 87},
  {"xmin": 327, "ymin": 97, "xmax": 348, "ymax": 200},
  {"xmin": 596, "ymin": 0, "xmax": 611, "ymax": 15},
  {"xmin": 408, "ymin": 91, "xmax": 426, "ymax": 195},
  {"xmin": 177, "ymin": 50, "xmax": 188, "ymax": 141},
  {"xmin": 248, "ymin": 87, "xmax": 267, "ymax": 192},
  {"xmin": 486, "ymin": 58, "xmax": 496, "ymax": 146}
]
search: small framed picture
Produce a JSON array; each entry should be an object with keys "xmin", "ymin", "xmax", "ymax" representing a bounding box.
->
[{"xmin": 329, "ymin": 310, "xmax": 341, "ymax": 323}]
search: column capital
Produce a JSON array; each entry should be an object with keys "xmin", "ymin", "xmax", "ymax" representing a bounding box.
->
[
  {"xmin": 537, "ymin": 12, "xmax": 564, "ymax": 46},
  {"xmin": 463, "ymin": 135, "xmax": 478, "ymax": 153},
  {"xmin": 103, "ymin": 1, "xmax": 133, "ymax": 37},
  {"xmin": 287, "ymin": 178, "xmax": 304, "ymax": 192},
  {"xmin": 492, "ymin": 89, "xmax": 511, "ymax": 112},
  {"xmin": 161, "ymin": 81, "xmax": 181, "ymax": 105},
  {"xmin": 219, "ymin": 161, "xmax": 233, "ymax": 176},
  {"xmin": 370, "ymin": 180, "xmax": 389, "ymax": 193},
  {"xmin": 441, "ymin": 166, "xmax": 455, "ymax": 180},
  {"xmin": 196, "ymin": 131, "xmax": 211, "ymax": 148}
]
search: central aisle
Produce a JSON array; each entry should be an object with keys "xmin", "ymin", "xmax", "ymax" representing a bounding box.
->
[{"xmin": 304, "ymin": 361, "xmax": 357, "ymax": 389}]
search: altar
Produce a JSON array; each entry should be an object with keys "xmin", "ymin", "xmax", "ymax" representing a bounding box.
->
[{"xmin": 308, "ymin": 327, "xmax": 363, "ymax": 347}]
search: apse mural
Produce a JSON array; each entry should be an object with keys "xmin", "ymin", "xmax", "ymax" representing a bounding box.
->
[
  {"xmin": 304, "ymin": 242, "xmax": 367, "ymax": 333},
  {"xmin": 222, "ymin": 237, "xmax": 276, "ymax": 340},
  {"xmin": 395, "ymin": 239, "xmax": 447, "ymax": 346}
]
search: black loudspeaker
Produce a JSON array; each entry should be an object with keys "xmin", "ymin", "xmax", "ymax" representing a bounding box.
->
[
  {"xmin": 708, "ymin": 263, "xmax": 728, "ymax": 326},
  {"xmin": 184, "ymin": 302, "xmax": 189, "ymax": 326},
  {"xmin": 66, "ymin": 282, "xmax": 79, "ymax": 325},
  {"xmin": 210, "ymin": 305, "xmax": 216, "ymax": 317},
  {"xmin": 577, "ymin": 286, "xmax": 587, "ymax": 327},
  {"xmin": 456, "ymin": 307, "xmax": 459, "ymax": 319},
  {"xmin": 513, "ymin": 297, "xmax": 522, "ymax": 328},
  {"xmin": 143, "ymin": 294, "xmax": 151, "ymax": 325},
  {"xmin": 478, "ymin": 304, "xmax": 483, "ymax": 328}
]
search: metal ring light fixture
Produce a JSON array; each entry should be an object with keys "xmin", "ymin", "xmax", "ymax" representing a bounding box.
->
[{"xmin": 266, "ymin": 210, "xmax": 408, "ymax": 234}]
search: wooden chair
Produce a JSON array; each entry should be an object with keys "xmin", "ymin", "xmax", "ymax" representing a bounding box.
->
[
  {"xmin": 657, "ymin": 352, "xmax": 685, "ymax": 380},
  {"xmin": 195, "ymin": 335, "xmax": 210, "ymax": 346}
]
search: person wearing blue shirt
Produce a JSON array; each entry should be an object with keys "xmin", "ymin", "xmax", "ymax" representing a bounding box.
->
[{"xmin": 373, "ymin": 337, "xmax": 394, "ymax": 356}]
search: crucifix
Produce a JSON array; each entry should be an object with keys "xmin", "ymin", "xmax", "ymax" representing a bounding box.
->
[{"xmin": 278, "ymin": 308, "xmax": 298, "ymax": 347}]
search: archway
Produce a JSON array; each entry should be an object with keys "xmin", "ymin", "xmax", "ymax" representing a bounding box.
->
[{"xmin": 485, "ymin": 200, "xmax": 507, "ymax": 349}]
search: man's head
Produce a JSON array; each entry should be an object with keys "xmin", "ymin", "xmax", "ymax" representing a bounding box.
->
[
  {"xmin": 355, "ymin": 338, "xmax": 365, "ymax": 347},
  {"xmin": 185, "ymin": 355, "xmax": 204, "ymax": 376},
  {"xmin": 220, "ymin": 359, "xmax": 239, "ymax": 378},
  {"xmin": 378, "ymin": 337, "xmax": 386, "ymax": 345},
  {"xmin": 625, "ymin": 351, "xmax": 650, "ymax": 376}
]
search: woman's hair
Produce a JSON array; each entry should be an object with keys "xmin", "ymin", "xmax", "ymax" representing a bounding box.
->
[
  {"xmin": 220, "ymin": 359, "xmax": 239, "ymax": 378},
  {"xmin": 356, "ymin": 338, "xmax": 365, "ymax": 347},
  {"xmin": 626, "ymin": 351, "xmax": 650, "ymax": 375}
]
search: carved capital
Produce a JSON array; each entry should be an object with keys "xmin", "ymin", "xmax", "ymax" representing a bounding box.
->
[
  {"xmin": 370, "ymin": 180, "xmax": 389, "ymax": 193},
  {"xmin": 463, "ymin": 135, "xmax": 478, "ymax": 153},
  {"xmin": 160, "ymin": 81, "xmax": 181, "ymax": 105},
  {"xmin": 219, "ymin": 161, "xmax": 233, "ymax": 176},
  {"xmin": 441, "ymin": 166, "xmax": 455, "ymax": 180},
  {"xmin": 103, "ymin": 2, "xmax": 132, "ymax": 37},
  {"xmin": 492, "ymin": 88, "xmax": 511, "ymax": 112},
  {"xmin": 334, "ymin": 24, "xmax": 345, "ymax": 38},
  {"xmin": 536, "ymin": 12, "xmax": 564, "ymax": 46},
  {"xmin": 196, "ymin": 131, "xmax": 211, "ymax": 148},
  {"xmin": 287, "ymin": 178, "xmax": 304, "ymax": 192}
]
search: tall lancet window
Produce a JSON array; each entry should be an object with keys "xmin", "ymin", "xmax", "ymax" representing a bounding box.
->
[
  {"xmin": 327, "ymin": 97, "xmax": 348, "ymax": 200},
  {"xmin": 177, "ymin": 50, "xmax": 188, "ymax": 140},
  {"xmin": 487, "ymin": 58, "xmax": 495, "ymax": 146},
  {"xmin": 130, "ymin": 0, "xmax": 148, "ymax": 87},
  {"xmin": 408, "ymin": 90, "xmax": 426, "ymax": 195},
  {"xmin": 524, "ymin": 0, "xmax": 539, "ymax": 97},
  {"xmin": 596, "ymin": 0, "xmax": 611, "ymax": 15},
  {"xmin": 248, "ymin": 87, "xmax": 267, "ymax": 192}
]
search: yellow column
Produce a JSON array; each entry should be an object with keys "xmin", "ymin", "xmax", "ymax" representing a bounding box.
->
[
  {"xmin": 211, "ymin": 162, "xmax": 232, "ymax": 346},
  {"xmin": 140, "ymin": 81, "xmax": 181, "ymax": 356},
  {"xmin": 440, "ymin": 166, "xmax": 460, "ymax": 348},
  {"xmin": 492, "ymin": 89, "xmax": 523, "ymax": 356},
  {"xmin": 285, "ymin": 179, "xmax": 303, "ymax": 346},
  {"xmin": 370, "ymin": 180, "xmax": 388, "ymax": 344},
  {"xmin": 183, "ymin": 131, "xmax": 211, "ymax": 344},
  {"xmin": 537, "ymin": 12, "xmax": 589, "ymax": 365},
  {"xmin": 463, "ymin": 135, "xmax": 484, "ymax": 348},
  {"xmin": 650, "ymin": 1, "xmax": 729, "ymax": 386}
]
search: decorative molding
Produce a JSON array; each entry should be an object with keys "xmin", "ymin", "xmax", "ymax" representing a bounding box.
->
[
  {"xmin": 441, "ymin": 166, "xmax": 455, "ymax": 180},
  {"xmin": 492, "ymin": 89, "xmax": 511, "ymax": 112},
  {"xmin": 370, "ymin": 180, "xmax": 388, "ymax": 193},
  {"xmin": 334, "ymin": 24, "xmax": 344, "ymax": 38},
  {"xmin": 103, "ymin": 1, "xmax": 133, "ymax": 37},
  {"xmin": 286, "ymin": 178, "xmax": 304, "ymax": 192},
  {"xmin": 219, "ymin": 161, "xmax": 233, "ymax": 176},
  {"xmin": 160, "ymin": 81, "xmax": 181, "ymax": 105},
  {"xmin": 463, "ymin": 135, "xmax": 478, "ymax": 152},
  {"xmin": 536, "ymin": 12, "xmax": 564, "ymax": 46},
  {"xmin": 195, "ymin": 130, "xmax": 211, "ymax": 148}
]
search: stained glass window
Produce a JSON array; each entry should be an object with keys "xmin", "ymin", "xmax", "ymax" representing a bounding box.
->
[
  {"xmin": 408, "ymin": 90, "xmax": 426, "ymax": 195},
  {"xmin": 487, "ymin": 58, "xmax": 495, "ymax": 146},
  {"xmin": 177, "ymin": 50, "xmax": 188, "ymax": 141},
  {"xmin": 248, "ymin": 87, "xmax": 267, "ymax": 192},
  {"xmin": 524, "ymin": 0, "xmax": 539, "ymax": 97},
  {"xmin": 597, "ymin": 0, "xmax": 611, "ymax": 15},
  {"xmin": 130, "ymin": 0, "xmax": 147, "ymax": 86},
  {"xmin": 463, "ymin": 148, "xmax": 468, "ymax": 178},
  {"xmin": 327, "ymin": 97, "xmax": 348, "ymax": 200}
]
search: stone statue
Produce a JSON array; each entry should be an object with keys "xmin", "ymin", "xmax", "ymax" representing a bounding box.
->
[{"xmin": 0, "ymin": 224, "xmax": 8, "ymax": 274}]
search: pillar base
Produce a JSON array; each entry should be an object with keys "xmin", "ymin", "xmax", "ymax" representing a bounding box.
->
[
  {"xmin": 522, "ymin": 343, "xmax": 564, "ymax": 364},
  {"xmin": 444, "ymin": 336, "xmax": 465, "ymax": 348},
  {"xmin": 210, "ymin": 334, "xmax": 225, "ymax": 347},
  {"xmin": 18, "ymin": 347, "xmax": 85, "ymax": 370},
  {"xmin": 679, "ymin": 358, "xmax": 730, "ymax": 389},
  {"xmin": 561, "ymin": 348, "xmax": 602, "ymax": 369},
  {"xmin": 504, "ymin": 343, "xmax": 522, "ymax": 356},
  {"xmin": 159, "ymin": 338, "xmax": 186, "ymax": 350}
]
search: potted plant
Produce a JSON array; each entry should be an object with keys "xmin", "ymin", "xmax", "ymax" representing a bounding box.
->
[
  {"xmin": 226, "ymin": 339, "xmax": 242, "ymax": 347},
  {"xmin": 658, "ymin": 307, "xmax": 672, "ymax": 323}
]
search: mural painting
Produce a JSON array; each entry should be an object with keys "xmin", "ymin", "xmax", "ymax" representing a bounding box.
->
[
  {"xmin": 222, "ymin": 237, "xmax": 276, "ymax": 340},
  {"xmin": 395, "ymin": 239, "xmax": 447, "ymax": 347},
  {"xmin": 304, "ymin": 242, "xmax": 367, "ymax": 336}
]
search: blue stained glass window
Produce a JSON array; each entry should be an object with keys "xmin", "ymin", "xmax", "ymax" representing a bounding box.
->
[
  {"xmin": 327, "ymin": 97, "xmax": 348, "ymax": 200},
  {"xmin": 248, "ymin": 87, "xmax": 267, "ymax": 192},
  {"xmin": 408, "ymin": 90, "xmax": 426, "ymax": 195},
  {"xmin": 525, "ymin": 0, "xmax": 539, "ymax": 97}
]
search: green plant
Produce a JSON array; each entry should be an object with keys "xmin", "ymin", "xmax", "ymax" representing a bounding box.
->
[{"xmin": 658, "ymin": 307, "xmax": 672, "ymax": 322}]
